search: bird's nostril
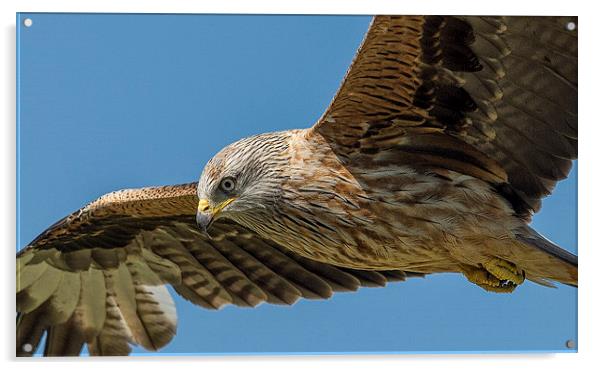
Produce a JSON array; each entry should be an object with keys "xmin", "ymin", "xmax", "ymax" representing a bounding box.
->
[{"xmin": 198, "ymin": 199, "xmax": 210, "ymax": 212}]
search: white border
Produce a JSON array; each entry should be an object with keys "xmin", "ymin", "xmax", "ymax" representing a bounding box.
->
[{"xmin": 2, "ymin": 1, "xmax": 599, "ymax": 369}]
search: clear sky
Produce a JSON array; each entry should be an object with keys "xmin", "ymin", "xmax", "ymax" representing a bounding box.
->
[{"xmin": 17, "ymin": 13, "xmax": 577, "ymax": 355}]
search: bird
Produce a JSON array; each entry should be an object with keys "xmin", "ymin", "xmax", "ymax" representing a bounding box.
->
[{"xmin": 16, "ymin": 15, "xmax": 577, "ymax": 356}]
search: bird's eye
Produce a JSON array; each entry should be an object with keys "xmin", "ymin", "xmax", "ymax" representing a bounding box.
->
[{"xmin": 220, "ymin": 177, "xmax": 236, "ymax": 193}]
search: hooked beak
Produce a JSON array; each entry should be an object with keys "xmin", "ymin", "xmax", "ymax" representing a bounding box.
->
[{"xmin": 196, "ymin": 198, "xmax": 235, "ymax": 234}]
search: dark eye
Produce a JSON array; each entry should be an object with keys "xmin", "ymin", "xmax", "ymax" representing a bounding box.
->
[{"xmin": 220, "ymin": 177, "xmax": 236, "ymax": 193}]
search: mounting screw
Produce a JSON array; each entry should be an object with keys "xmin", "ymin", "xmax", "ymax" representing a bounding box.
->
[
  {"xmin": 566, "ymin": 22, "xmax": 576, "ymax": 31},
  {"xmin": 565, "ymin": 339, "xmax": 575, "ymax": 349},
  {"xmin": 23, "ymin": 18, "xmax": 33, "ymax": 28}
]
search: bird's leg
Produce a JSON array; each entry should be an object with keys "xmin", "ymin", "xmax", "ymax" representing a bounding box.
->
[{"xmin": 460, "ymin": 258, "xmax": 525, "ymax": 293}]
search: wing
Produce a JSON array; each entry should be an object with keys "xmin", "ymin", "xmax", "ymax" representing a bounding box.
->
[
  {"xmin": 17, "ymin": 182, "xmax": 423, "ymax": 356},
  {"xmin": 311, "ymin": 16, "xmax": 577, "ymax": 219}
]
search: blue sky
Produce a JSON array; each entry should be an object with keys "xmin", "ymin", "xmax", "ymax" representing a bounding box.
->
[{"xmin": 17, "ymin": 13, "xmax": 577, "ymax": 355}]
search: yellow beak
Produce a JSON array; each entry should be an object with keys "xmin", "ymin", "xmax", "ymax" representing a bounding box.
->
[
  {"xmin": 197, "ymin": 198, "xmax": 210, "ymax": 213},
  {"xmin": 196, "ymin": 198, "xmax": 236, "ymax": 231},
  {"xmin": 198, "ymin": 198, "xmax": 235, "ymax": 214}
]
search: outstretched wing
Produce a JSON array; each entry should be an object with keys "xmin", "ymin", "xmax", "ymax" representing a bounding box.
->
[
  {"xmin": 17, "ymin": 182, "xmax": 422, "ymax": 356},
  {"xmin": 311, "ymin": 16, "xmax": 577, "ymax": 219}
]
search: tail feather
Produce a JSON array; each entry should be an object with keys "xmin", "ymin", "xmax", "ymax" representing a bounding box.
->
[{"xmin": 515, "ymin": 226, "xmax": 577, "ymax": 287}]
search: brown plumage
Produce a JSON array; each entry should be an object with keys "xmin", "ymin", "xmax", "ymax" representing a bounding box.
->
[{"xmin": 17, "ymin": 15, "xmax": 577, "ymax": 356}]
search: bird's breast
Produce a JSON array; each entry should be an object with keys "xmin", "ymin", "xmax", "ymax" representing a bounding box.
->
[{"xmin": 254, "ymin": 130, "xmax": 519, "ymax": 272}]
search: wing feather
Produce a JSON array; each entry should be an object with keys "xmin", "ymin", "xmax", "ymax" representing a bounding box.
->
[
  {"xmin": 235, "ymin": 236, "xmax": 334, "ymax": 300},
  {"xmin": 74, "ymin": 269, "xmax": 107, "ymax": 341},
  {"xmin": 311, "ymin": 15, "xmax": 577, "ymax": 219},
  {"xmin": 279, "ymin": 252, "xmax": 362, "ymax": 293},
  {"xmin": 43, "ymin": 270, "xmax": 81, "ymax": 325},
  {"xmin": 16, "ymin": 307, "xmax": 48, "ymax": 356},
  {"xmin": 105, "ymin": 264, "xmax": 147, "ymax": 348},
  {"xmin": 167, "ymin": 225, "xmax": 268, "ymax": 307},
  {"xmin": 44, "ymin": 317, "xmax": 86, "ymax": 356},
  {"xmin": 196, "ymin": 233, "xmax": 304, "ymax": 305},
  {"xmin": 88, "ymin": 294, "xmax": 133, "ymax": 356},
  {"xmin": 17, "ymin": 182, "xmax": 419, "ymax": 356},
  {"xmin": 127, "ymin": 261, "xmax": 177, "ymax": 350},
  {"xmin": 17, "ymin": 264, "xmax": 63, "ymax": 314}
]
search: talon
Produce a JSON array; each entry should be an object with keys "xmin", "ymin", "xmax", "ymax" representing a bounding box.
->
[
  {"xmin": 478, "ymin": 283, "xmax": 518, "ymax": 293},
  {"xmin": 460, "ymin": 260, "xmax": 523, "ymax": 294},
  {"xmin": 482, "ymin": 258, "xmax": 525, "ymax": 286}
]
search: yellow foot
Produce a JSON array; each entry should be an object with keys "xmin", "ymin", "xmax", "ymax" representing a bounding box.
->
[
  {"xmin": 482, "ymin": 258, "xmax": 525, "ymax": 286},
  {"xmin": 461, "ymin": 258, "xmax": 525, "ymax": 293}
]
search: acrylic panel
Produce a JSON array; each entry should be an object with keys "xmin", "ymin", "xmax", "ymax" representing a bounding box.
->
[{"xmin": 16, "ymin": 13, "xmax": 578, "ymax": 356}]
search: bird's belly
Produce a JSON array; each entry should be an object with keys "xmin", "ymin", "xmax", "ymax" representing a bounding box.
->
[
  {"xmin": 296, "ymin": 215, "xmax": 458, "ymax": 272},
  {"xmin": 264, "ymin": 201, "xmax": 467, "ymax": 272},
  {"xmin": 270, "ymin": 165, "xmax": 521, "ymax": 272}
]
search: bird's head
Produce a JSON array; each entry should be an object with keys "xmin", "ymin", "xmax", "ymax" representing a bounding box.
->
[{"xmin": 196, "ymin": 132, "xmax": 291, "ymax": 233}]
